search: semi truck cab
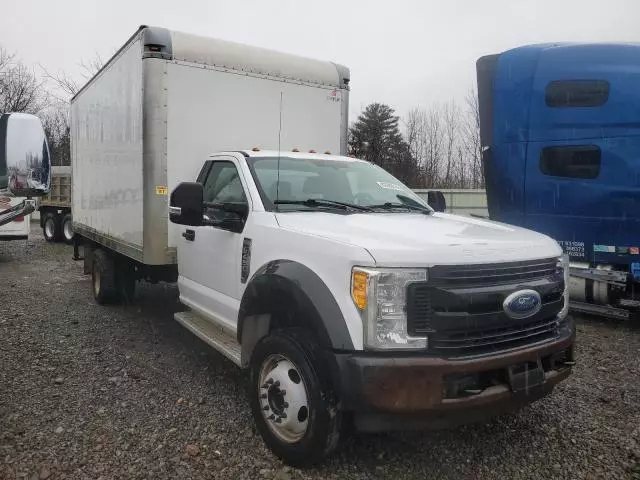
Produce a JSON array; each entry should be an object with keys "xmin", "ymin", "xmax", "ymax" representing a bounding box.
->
[
  {"xmin": 169, "ymin": 148, "xmax": 575, "ymax": 466},
  {"xmin": 477, "ymin": 43, "xmax": 640, "ymax": 318}
]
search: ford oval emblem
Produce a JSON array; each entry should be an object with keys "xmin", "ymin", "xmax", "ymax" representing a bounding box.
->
[{"xmin": 503, "ymin": 289, "xmax": 542, "ymax": 319}]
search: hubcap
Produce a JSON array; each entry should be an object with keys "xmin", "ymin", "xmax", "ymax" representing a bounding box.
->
[
  {"xmin": 44, "ymin": 219, "xmax": 54, "ymax": 238},
  {"xmin": 258, "ymin": 354, "xmax": 309, "ymax": 444},
  {"xmin": 63, "ymin": 219, "xmax": 73, "ymax": 240}
]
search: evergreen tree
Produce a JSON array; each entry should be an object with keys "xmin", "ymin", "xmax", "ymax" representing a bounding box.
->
[{"xmin": 348, "ymin": 103, "xmax": 418, "ymax": 185}]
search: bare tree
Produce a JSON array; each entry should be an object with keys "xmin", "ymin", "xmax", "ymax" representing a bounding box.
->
[
  {"xmin": 460, "ymin": 88, "xmax": 483, "ymax": 187},
  {"xmin": 441, "ymin": 101, "xmax": 462, "ymax": 188},
  {"xmin": 0, "ymin": 46, "xmax": 48, "ymax": 113},
  {"xmin": 40, "ymin": 53, "xmax": 104, "ymax": 99},
  {"xmin": 40, "ymin": 101, "xmax": 71, "ymax": 166},
  {"xmin": 38, "ymin": 55, "xmax": 104, "ymax": 166}
]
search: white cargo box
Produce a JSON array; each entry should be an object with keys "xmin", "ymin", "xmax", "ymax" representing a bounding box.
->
[{"xmin": 71, "ymin": 25, "xmax": 350, "ymax": 265}]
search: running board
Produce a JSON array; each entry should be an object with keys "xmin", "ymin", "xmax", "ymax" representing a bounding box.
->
[
  {"xmin": 569, "ymin": 301, "xmax": 630, "ymax": 321},
  {"xmin": 174, "ymin": 311, "xmax": 242, "ymax": 366}
]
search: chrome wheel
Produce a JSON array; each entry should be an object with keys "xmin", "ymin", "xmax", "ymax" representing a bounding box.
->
[{"xmin": 258, "ymin": 354, "xmax": 309, "ymax": 444}]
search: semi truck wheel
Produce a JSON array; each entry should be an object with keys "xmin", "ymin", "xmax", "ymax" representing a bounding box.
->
[
  {"xmin": 249, "ymin": 329, "xmax": 342, "ymax": 467},
  {"xmin": 61, "ymin": 213, "xmax": 74, "ymax": 245},
  {"xmin": 42, "ymin": 213, "xmax": 62, "ymax": 243},
  {"xmin": 92, "ymin": 249, "xmax": 119, "ymax": 304}
]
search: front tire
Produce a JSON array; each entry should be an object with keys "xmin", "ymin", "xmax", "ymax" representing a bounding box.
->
[{"xmin": 249, "ymin": 329, "xmax": 342, "ymax": 467}]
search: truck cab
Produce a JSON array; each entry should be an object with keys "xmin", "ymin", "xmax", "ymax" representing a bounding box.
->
[
  {"xmin": 477, "ymin": 43, "xmax": 640, "ymax": 316},
  {"xmin": 169, "ymin": 148, "xmax": 575, "ymax": 466}
]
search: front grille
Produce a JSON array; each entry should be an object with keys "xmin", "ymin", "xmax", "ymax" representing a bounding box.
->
[
  {"xmin": 406, "ymin": 258, "xmax": 564, "ymax": 357},
  {"xmin": 429, "ymin": 258, "xmax": 559, "ymax": 287},
  {"xmin": 430, "ymin": 318, "xmax": 558, "ymax": 355}
]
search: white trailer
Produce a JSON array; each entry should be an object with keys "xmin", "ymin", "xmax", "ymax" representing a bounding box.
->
[{"xmin": 70, "ymin": 25, "xmax": 350, "ymax": 296}]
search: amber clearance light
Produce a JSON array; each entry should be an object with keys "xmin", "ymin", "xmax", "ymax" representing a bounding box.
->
[{"xmin": 351, "ymin": 270, "xmax": 368, "ymax": 311}]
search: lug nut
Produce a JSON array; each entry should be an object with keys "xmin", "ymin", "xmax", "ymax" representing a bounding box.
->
[
  {"xmin": 274, "ymin": 380, "xmax": 280, "ymax": 387},
  {"xmin": 280, "ymin": 413, "xmax": 287, "ymax": 419},
  {"xmin": 268, "ymin": 414, "xmax": 275, "ymax": 420},
  {"xmin": 283, "ymin": 402, "xmax": 289, "ymax": 408},
  {"xmin": 275, "ymin": 417, "xmax": 282, "ymax": 423},
  {"xmin": 263, "ymin": 405, "xmax": 269, "ymax": 411},
  {"xmin": 260, "ymin": 393, "xmax": 267, "ymax": 399}
]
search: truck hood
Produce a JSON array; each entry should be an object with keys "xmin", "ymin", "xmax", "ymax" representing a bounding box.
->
[{"xmin": 275, "ymin": 211, "xmax": 562, "ymax": 266}]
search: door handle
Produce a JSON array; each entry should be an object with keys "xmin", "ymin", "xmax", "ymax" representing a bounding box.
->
[{"xmin": 182, "ymin": 229, "xmax": 195, "ymax": 241}]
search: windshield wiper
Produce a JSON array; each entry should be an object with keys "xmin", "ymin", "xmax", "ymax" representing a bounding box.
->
[
  {"xmin": 367, "ymin": 202, "xmax": 431, "ymax": 214},
  {"xmin": 274, "ymin": 199, "xmax": 372, "ymax": 212}
]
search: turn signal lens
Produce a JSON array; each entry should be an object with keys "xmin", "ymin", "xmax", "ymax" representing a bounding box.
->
[{"xmin": 352, "ymin": 270, "xmax": 368, "ymax": 310}]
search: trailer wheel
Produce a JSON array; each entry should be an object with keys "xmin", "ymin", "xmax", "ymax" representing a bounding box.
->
[
  {"xmin": 61, "ymin": 213, "xmax": 74, "ymax": 245},
  {"xmin": 42, "ymin": 213, "xmax": 62, "ymax": 243},
  {"xmin": 92, "ymin": 249, "xmax": 119, "ymax": 305},
  {"xmin": 249, "ymin": 328, "xmax": 343, "ymax": 467}
]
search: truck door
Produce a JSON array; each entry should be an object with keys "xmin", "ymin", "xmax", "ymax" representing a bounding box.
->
[
  {"xmin": 523, "ymin": 46, "xmax": 640, "ymax": 263},
  {"xmin": 177, "ymin": 156, "xmax": 251, "ymax": 331}
]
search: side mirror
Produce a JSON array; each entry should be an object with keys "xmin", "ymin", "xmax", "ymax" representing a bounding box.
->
[
  {"xmin": 427, "ymin": 190, "xmax": 447, "ymax": 213},
  {"xmin": 218, "ymin": 202, "xmax": 248, "ymax": 233},
  {"xmin": 0, "ymin": 113, "xmax": 51, "ymax": 197},
  {"xmin": 169, "ymin": 182, "xmax": 204, "ymax": 226}
]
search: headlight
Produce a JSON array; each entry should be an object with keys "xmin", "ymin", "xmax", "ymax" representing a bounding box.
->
[
  {"xmin": 351, "ymin": 267, "xmax": 427, "ymax": 350},
  {"xmin": 557, "ymin": 254, "xmax": 570, "ymax": 319}
]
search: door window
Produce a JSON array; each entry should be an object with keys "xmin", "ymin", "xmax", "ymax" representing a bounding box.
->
[{"xmin": 201, "ymin": 161, "xmax": 247, "ymax": 222}]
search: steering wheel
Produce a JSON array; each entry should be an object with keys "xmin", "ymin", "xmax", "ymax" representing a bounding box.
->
[{"xmin": 354, "ymin": 192, "xmax": 375, "ymax": 205}]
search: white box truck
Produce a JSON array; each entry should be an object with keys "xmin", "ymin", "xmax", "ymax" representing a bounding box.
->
[{"xmin": 73, "ymin": 25, "xmax": 575, "ymax": 467}]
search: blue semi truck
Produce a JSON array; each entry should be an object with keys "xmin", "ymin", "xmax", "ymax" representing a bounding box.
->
[{"xmin": 476, "ymin": 42, "xmax": 640, "ymax": 320}]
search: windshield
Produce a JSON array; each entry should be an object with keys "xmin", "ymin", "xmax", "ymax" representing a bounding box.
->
[{"xmin": 246, "ymin": 156, "xmax": 432, "ymax": 213}]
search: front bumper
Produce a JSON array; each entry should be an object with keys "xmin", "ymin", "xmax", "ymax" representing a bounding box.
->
[{"xmin": 331, "ymin": 320, "xmax": 575, "ymax": 432}]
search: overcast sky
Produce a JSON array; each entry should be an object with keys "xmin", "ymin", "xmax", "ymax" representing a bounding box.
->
[{"xmin": 2, "ymin": 0, "xmax": 639, "ymax": 122}]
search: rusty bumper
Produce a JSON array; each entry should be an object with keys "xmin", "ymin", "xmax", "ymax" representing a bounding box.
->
[{"xmin": 333, "ymin": 324, "xmax": 575, "ymax": 432}]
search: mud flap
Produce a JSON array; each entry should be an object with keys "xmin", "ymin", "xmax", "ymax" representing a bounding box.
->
[{"xmin": 507, "ymin": 359, "xmax": 545, "ymax": 394}]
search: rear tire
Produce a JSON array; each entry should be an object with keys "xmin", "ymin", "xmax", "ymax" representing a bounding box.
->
[
  {"xmin": 92, "ymin": 249, "xmax": 119, "ymax": 305},
  {"xmin": 42, "ymin": 213, "xmax": 62, "ymax": 243},
  {"xmin": 248, "ymin": 329, "xmax": 343, "ymax": 467},
  {"xmin": 61, "ymin": 213, "xmax": 74, "ymax": 245},
  {"xmin": 116, "ymin": 261, "xmax": 137, "ymax": 304}
]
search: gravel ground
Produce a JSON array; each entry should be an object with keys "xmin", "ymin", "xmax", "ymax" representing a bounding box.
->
[{"xmin": 1, "ymin": 228, "xmax": 639, "ymax": 480}]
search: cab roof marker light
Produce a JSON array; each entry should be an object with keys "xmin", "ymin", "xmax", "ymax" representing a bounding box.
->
[
  {"xmin": 292, "ymin": 148, "xmax": 299, "ymax": 152},
  {"xmin": 324, "ymin": 151, "xmax": 331, "ymax": 154},
  {"xmin": 252, "ymin": 147, "xmax": 260, "ymax": 151},
  {"xmin": 309, "ymin": 149, "xmax": 316, "ymax": 153}
]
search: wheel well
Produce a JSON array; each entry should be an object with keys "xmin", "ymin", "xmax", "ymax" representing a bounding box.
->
[{"xmin": 238, "ymin": 280, "xmax": 332, "ymax": 367}]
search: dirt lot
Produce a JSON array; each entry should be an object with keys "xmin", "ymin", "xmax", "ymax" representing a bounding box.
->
[{"xmin": 1, "ymin": 228, "xmax": 639, "ymax": 480}]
